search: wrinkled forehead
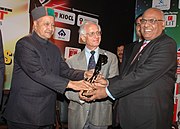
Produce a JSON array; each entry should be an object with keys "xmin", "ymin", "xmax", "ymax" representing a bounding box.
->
[
  {"xmin": 142, "ymin": 9, "xmax": 163, "ymax": 20},
  {"xmin": 85, "ymin": 23, "xmax": 99, "ymax": 31}
]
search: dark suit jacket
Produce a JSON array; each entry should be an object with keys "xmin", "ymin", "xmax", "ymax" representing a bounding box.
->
[
  {"xmin": 112, "ymin": 40, "xmax": 143, "ymax": 128},
  {"xmin": 3, "ymin": 31, "xmax": 84, "ymax": 126},
  {"xmin": 108, "ymin": 32, "xmax": 177, "ymax": 129},
  {"xmin": 0, "ymin": 30, "xmax": 5, "ymax": 106},
  {"xmin": 120, "ymin": 41, "xmax": 140, "ymax": 75}
]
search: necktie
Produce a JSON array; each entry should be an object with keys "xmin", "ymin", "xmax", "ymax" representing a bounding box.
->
[
  {"xmin": 88, "ymin": 51, "xmax": 96, "ymax": 70},
  {"xmin": 131, "ymin": 41, "xmax": 148, "ymax": 64}
]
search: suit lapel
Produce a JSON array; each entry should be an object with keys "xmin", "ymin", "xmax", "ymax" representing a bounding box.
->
[
  {"xmin": 122, "ymin": 33, "xmax": 167, "ymax": 77},
  {"xmin": 77, "ymin": 48, "xmax": 106, "ymax": 71},
  {"xmin": 98, "ymin": 49, "xmax": 107, "ymax": 72},
  {"xmin": 129, "ymin": 41, "xmax": 143, "ymax": 63},
  {"xmin": 99, "ymin": 49, "xmax": 106, "ymax": 55},
  {"xmin": 77, "ymin": 49, "xmax": 88, "ymax": 70},
  {"xmin": 121, "ymin": 41, "xmax": 143, "ymax": 76}
]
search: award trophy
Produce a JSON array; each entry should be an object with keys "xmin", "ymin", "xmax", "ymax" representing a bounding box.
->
[{"xmin": 82, "ymin": 54, "xmax": 108, "ymax": 97}]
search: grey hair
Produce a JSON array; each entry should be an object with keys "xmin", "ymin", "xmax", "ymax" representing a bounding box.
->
[{"xmin": 78, "ymin": 20, "xmax": 101, "ymax": 36}]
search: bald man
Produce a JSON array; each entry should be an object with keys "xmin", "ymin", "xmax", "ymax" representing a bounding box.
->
[{"xmin": 84, "ymin": 7, "xmax": 177, "ymax": 129}]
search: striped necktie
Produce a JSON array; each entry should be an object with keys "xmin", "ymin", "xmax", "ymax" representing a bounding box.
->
[
  {"xmin": 131, "ymin": 41, "xmax": 148, "ymax": 64},
  {"xmin": 88, "ymin": 51, "xmax": 96, "ymax": 70}
]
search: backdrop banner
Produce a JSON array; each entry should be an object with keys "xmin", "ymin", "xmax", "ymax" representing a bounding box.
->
[{"xmin": 0, "ymin": 0, "xmax": 99, "ymax": 89}]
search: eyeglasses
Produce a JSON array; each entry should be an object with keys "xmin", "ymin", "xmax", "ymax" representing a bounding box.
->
[
  {"xmin": 140, "ymin": 19, "xmax": 164, "ymax": 24},
  {"xmin": 136, "ymin": 23, "xmax": 141, "ymax": 26},
  {"xmin": 86, "ymin": 31, "xmax": 102, "ymax": 37}
]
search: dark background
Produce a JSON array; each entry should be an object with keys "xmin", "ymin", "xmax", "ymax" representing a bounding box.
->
[{"xmin": 69, "ymin": 0, "xmax": 137, "ymax": 54}]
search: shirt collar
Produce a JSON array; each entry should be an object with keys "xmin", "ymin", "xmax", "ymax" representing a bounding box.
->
[
  {"xmin": 144, "ymin": 40, "xmax": 150, "ymax": 44},
  {"xmin": 85, "ymin": 46, "xmax": 99, "ymax": 54}
]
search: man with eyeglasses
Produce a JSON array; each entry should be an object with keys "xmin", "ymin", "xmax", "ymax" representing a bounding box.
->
[
  {"xmin": 65, "ymin": 21, "xmax": 119, "ymax": 129},
  {"xmin": 3, "ymin": 6, "xmax": 93, "ymax": 129},
  {"xmin": 83, "ymin": 8, "xmax": 177, "ymax": 129}
]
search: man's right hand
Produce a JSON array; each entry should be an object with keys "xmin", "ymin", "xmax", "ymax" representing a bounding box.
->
[{"xmin": 66, "ymin": 80, "xmax": 93, "ymax": 91}]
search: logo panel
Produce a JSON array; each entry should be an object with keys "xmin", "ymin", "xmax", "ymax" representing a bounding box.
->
[
  {"xmin": 54, "ymin": 27, "xmax": 71, "ymax": 41},
  {"xmin": 77, "ymin": 15, "xmax": 98, "ymax": 26},
  {"xmin": 152, "ymin": 0, "xmax": 171, "ymax": 10},
  {"xmin": 54, "ymin": 9, "xmax": 75, "ymax": 25},
  {"xmin": 165, "ymin": 15, "xmax": 176, "ymax": 27}
]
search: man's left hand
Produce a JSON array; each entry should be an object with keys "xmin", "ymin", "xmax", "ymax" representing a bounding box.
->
[{"xmin": 82, "ymin": 86, "xmax": 108, "ymax": 102}]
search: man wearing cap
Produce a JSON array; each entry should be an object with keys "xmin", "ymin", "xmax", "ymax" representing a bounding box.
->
[{"xmin": 3, "ymin": 6, "xmax": 92, "ymax": 129}]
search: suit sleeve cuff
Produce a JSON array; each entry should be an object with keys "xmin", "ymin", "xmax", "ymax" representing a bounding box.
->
[{"xmin": 106, "ymin": 86, "xmax": 115, "ymax": 100}]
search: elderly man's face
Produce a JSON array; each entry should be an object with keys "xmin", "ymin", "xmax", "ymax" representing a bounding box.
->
[
  {"xmin": 34, "ymin": 16, "xmax": 55, "ymax": 40},
  {"xmin": 82, "ymin": 23, "xmax": 101, "ymax": 50},
  {"xmin": 140, "ymin": 8, "xmax": 165, "ymax": 41}
]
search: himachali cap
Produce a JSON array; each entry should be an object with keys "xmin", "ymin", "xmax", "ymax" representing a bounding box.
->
[{"xmin": 31, "ymin": 6, "xmax": 55, "ymax": 21}]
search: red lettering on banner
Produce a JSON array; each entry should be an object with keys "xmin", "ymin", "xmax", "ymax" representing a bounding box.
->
[
  {"xmin": 168, "ymin": 16, "xmax": 173, "ymax": 21},
  {"xmin": 173, "ymin": 83, "xmax": 179, "ymax": 122},
  {"xmin": 54, "ymin": 12, "xmax": 58, "ymax": 18},
  {"xmin": 0, "ymin": 11, "xmax": 8, "ymax": 20},
  {"xmin": 177, "ymin": 51, "xmax": 180, "ymax": 74},
  {"xmin": 79, "ymin": 18, "xmax": 83, "ymax": 25},
  {"xmin": 68, "ymin": 48, "xmax": 78, "ymax": 58}
]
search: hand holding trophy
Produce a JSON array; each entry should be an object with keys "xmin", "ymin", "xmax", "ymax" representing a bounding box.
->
[{"xmin": 82, "ymin": 54, "xmax": 108, "ymax": 98}]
